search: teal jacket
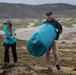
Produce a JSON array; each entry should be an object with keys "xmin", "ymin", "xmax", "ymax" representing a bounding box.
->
[{"xmin": 4, "ymin": 26, "xmax": 16, "ymax": 44}]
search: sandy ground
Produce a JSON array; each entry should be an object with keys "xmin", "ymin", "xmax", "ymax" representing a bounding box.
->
[
  {"xmin": 59, "ymin": 25, "xmax": 76, "ymax": 43},
  {"xmin": 15, "ymin": 23, "xmax": 76, "ymax": 43},
  {"xmin": 0, "ymin": 23, "xmax": 76, "ymax": 43},
  {"xmin": 16, "ymin": 27, "xmax": 37, "ymax": 40}
]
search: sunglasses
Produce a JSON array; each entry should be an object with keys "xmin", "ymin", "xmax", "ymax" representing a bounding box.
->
[{"xmin": 46, "ymin": 14, "xmax": 51, "ymax": 16}]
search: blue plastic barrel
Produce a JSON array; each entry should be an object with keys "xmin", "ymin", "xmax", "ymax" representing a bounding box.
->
[{"xmin": 26, "ymin": 23, "xmax": 56, "ymax": 57}]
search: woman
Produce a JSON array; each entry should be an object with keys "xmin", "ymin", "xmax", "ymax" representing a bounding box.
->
[{"xmin": 3, "ymin": 20, "xmax": 17, "ymax": 65}]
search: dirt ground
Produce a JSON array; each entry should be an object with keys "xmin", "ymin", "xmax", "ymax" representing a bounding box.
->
[
  {"xmin": 0, "ymin": 22, "xmax": 76, "ymax": 75},
  {"xmin": 0, "ymin": 38, "xmax": 76, "ymax": 75}
]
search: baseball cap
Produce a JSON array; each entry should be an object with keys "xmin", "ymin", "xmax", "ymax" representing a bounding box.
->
[{"xmin": 46, "ymin": 11, "xmax": 53, "ymax": 16}]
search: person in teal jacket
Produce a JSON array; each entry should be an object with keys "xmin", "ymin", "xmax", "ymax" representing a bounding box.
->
[{"xmin": 3, "ymin": 20, "xmax": 17, "ymax": 65}]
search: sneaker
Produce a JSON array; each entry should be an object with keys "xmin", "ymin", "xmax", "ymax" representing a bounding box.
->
[
  {"xmin": 14, "ymin": 61, "xmax": 17, "ymax": 63},
  {"xmin": 48, "ymin": 67, "xmax": 53, "ymax": 72},
  {"xmin": 14, "ymin": 62, "xmax": 17, "ymax": 63},
  {"xmin": 56, "ymin": 65, "xmax": 61, "ymax": 70}
]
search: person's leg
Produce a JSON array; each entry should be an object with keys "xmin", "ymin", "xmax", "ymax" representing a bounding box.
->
[
  {"xmin": 51, "ymin": 41, "xmax": 58, "ymax": 65},
  {"xmin": 51, "ymin": 41, "xmax": 60, "ymax": 70},
  {"xmin": 10, "ymin": 42, "xmax": 17, "ymax": 63},
  {"xmin": 4, "ymin": 43, "xmax": 10, "ymax": 64},
  {"xmin": 46, "ymin": 47, "xmax": 53, "ymax": 71}
]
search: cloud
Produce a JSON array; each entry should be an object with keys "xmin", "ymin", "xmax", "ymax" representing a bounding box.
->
[{"xmin": 0, "ymin": 0, "xmax": 76, "ymax": 5}]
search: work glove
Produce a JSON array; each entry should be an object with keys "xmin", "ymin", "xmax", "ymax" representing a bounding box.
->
[{"xmin": 56, "ymin": 29, "xmax": 59, "ymax": 32}]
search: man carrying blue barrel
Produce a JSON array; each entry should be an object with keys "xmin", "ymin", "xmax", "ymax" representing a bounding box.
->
[{"xmin": 44, "ymin": 11, "xmax": 63, "ymax": 72}]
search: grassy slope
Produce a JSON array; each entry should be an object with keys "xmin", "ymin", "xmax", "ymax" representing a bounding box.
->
[{"xmin": 0, "ymin": 18, "xmax": 76, "ymax": 31}]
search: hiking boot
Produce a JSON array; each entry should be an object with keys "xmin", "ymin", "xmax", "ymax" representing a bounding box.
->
[{"xmin": 56, "ymin": 65, "xmax": 61, "ymax": 70}]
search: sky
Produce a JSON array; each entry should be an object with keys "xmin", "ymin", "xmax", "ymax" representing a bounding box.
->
[{"xmin": 0, "ymin": 0, "xmax": 76, "ymax": 5}]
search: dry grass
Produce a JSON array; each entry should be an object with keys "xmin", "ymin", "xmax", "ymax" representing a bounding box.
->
[{"xmin": 0, "ymin": 38, "xmax": 76, "ymax": 75}]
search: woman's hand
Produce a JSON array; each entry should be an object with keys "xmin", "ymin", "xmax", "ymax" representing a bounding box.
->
[
  {"xmin": 7, "ymin": 36, "xmax": 12, "ymax": 39},
  {"xmin": 7, "ymin": 30, "xmax": 16, "ymax": 39}
]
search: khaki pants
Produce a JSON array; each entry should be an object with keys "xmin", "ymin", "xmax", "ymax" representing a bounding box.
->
[{"xmin": 46, "ymin": 41, "xmax": 59, "ymax": 68}]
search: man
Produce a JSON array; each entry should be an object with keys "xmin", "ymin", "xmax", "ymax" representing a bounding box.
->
[{"xmin": 44, "ymin": 11, "xmax": 63, "ymax": 72}]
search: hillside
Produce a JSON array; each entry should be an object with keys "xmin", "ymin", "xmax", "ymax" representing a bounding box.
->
[{"xmin": 0, "ymin": 3, "xmax": 76, "ymax": 18}]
